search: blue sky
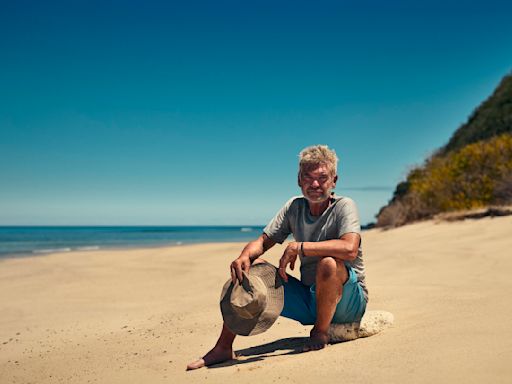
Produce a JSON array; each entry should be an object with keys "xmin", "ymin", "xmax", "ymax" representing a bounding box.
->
[{"xmin": 1, "ymin": 0, "xmax": 511, "ymax": 225}]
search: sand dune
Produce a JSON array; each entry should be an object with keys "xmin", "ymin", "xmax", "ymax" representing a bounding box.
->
[{"xmin": 1, "ymin": 216, "xmax": 512, "ymax": 383}]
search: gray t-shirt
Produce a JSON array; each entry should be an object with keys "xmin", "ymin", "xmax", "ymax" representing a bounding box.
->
[{"xmin": 263, "ymin": 195, "xmax": 368, "ymax": 301}]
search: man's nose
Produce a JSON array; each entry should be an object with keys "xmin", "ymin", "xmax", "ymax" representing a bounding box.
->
[{"xmin": 311, "ymin": 179, "xmax": 320, "ymax": 188}]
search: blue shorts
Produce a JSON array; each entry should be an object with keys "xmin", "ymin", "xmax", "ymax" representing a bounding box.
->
[{"xmin": 280, "ymin": 265, "xmax": 367, "ymax": 325}]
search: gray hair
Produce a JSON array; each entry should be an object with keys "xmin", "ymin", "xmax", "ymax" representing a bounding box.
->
[{"xmin": 299, "ymin": 145, "xmax": 339, "ymax": 175}]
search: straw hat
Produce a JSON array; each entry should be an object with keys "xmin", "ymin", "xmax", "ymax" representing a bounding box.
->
[{"xmin": 220, "ymin": 262, "xmax": 284, "ymax": 336}]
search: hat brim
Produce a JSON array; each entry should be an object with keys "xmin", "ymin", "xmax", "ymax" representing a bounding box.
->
[{"xmin": 220, "ymin": 262, "xmax": 284, "ymax": 336}]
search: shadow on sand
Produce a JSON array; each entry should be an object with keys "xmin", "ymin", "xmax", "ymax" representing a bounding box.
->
[{"xmin": 206, "ymin": 336, "xmax": 317, "ymax": 369}]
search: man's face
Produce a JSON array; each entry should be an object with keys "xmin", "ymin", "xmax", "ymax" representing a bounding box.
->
[{"xmin": 298, "ymin": 163, "xmax": 338, "ymax": 203}]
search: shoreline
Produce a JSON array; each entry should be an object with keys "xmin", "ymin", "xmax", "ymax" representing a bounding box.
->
[
  {"xmin": 0, "ymin": 224, "xmax": 380, "ymax": 260},
  {"xmin": 0, "ymin": 239, "xmax": 251, "ymax": 261},
  {"xmin": 0, "ymin": 225, "xmax": 266, "ymax": 260}
]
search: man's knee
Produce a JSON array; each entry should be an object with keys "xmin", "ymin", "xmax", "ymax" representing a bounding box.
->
[
  {"xmin": 316, "ymin": 257, "xmax": 348, "ymax": 283},
  {"xmin": 316, "ymin": 257, "xmax": 337, "ymax": 279}
]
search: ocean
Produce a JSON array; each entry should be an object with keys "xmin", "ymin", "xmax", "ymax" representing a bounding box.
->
[{"xmin": 0, "ymin": 226, "xmax": 265, "ymax": 259}]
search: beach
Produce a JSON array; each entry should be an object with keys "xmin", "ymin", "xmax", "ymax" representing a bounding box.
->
[{"xmin": 1, "ymin": 216, "xmax": 512, "ymax": 383}]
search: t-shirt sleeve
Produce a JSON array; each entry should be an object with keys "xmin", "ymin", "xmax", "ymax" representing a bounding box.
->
[
  {"xmin": 263, "ymin": 198, "xmax": 295, "ymax": 244},
  {"xmin": 336, "ymin": 198, "xmax": 361, "ymax": 238}
]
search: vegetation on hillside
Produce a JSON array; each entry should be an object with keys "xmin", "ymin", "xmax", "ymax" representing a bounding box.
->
[
  {"xmin": 441, "ymin": 74, "xmax": 512, "ymax": 154},
  {"xmin": 376, "ymin": 73, "xmax": 512, "ymax": 227}
]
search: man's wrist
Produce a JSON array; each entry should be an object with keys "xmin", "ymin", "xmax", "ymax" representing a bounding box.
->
[
  {"xmin": 296, "ymin": 241, "xmax": 305, "ymax": 257},
  {"xmin": 300, "ymin": 242, "xmax": 306, "ymax": 257},
  {"xmin": 240, "ymin": 253, "xmax": 255, "ymax": 263}
]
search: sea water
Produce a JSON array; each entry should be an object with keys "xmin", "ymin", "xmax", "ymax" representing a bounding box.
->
[{"xmin": 0, "ymin": 226, "xmax": 265, "ymax": 258}]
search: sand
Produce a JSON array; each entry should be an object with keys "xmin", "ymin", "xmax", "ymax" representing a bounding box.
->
[{"xmin": 1, "ymin": 216, "xmax": 512, "ymax": 383}]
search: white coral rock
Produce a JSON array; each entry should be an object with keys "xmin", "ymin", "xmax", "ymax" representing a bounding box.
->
[{"xmin": 328, "ymin": 310, "xmax": 394, "ymax": 342}]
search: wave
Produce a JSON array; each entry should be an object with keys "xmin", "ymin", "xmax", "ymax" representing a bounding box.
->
[
  {"xmin": 76, "ymin": 246, "xmax": 100, "ymax": 251},
  {"xmin": 240, "ymin": 227, "xmax": 253, "ymax": 232},
  {"xmin": 32, "ymin": 246, "xmax": 100, "ymax": 254},
  {"xmin": 33, "ymin": 247, "xmax": 72, "ymax": 254}
]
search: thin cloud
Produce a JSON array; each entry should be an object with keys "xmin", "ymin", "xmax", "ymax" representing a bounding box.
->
[{"xmin": 341, "ymin": 186, "xmax": 394, "ymax": 192}]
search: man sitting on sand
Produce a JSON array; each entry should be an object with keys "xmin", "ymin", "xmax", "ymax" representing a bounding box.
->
[{"xmin": 187, "ymin": 144, "xmax": 368, "ymax": 370}]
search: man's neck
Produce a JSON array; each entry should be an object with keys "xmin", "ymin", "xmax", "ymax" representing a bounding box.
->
[{"xmin": 308, "ymin": 198, "xmax": 331, "ymax": 216}]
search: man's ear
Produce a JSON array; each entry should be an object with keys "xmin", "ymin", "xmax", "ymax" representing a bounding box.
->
[
  {"xmin": 333, "ymin": 174, "xmax": 338, "ymax": 185},
  {"xmin": 297, "ymin": 173, "xmax": 302, "ymax": 187}
]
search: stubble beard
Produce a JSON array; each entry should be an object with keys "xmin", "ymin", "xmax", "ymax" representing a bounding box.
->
[{"xmin": 303, "ymin": 189, "xmax": 331, "ymax": 204}]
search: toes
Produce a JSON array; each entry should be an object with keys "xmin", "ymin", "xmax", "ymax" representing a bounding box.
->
[
  {"xmin": 313, "ymin": 343, "xmax": 326, "ymax": 350},
  {"xmin": 186, "ymin": 359, "xmax": 205, "ymax": 371},
  {"xmin": 303, "ymin": 330, "xmax": 329, "ymax": 352},
  {"xmin": 303, "ymin": 341, "xmax": 327, "ymax": 352}
]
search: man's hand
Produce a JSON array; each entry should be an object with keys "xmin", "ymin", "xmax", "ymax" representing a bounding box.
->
[
  {"xmin": 278, "ymin": 242, "xmax": 300, "ymax": 282},
  {"xmin": 230, "ymin": 255, "xmax": 251, "ymax": 284},
  {"xmin": 229, "ymin": 234, "xmax": 277, "ymax": 284}
]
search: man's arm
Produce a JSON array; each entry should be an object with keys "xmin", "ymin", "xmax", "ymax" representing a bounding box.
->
[
  {"xmin": 278, "ymin": 233, "xmax": 360, "ymax": 282},
  {"xmin": 301, "ymin": 233, "xmax": 360, "ymax": 261},
  {"xmin": 230, "ymin": 233, "xmax": 276, "ymax": 283}
]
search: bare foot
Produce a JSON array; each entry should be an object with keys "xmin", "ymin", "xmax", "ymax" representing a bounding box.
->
[
  {"xmin": 186, "ymin": 345, "xmax": 235, "ymax": 371},
  {"xmin": 303, "ymin": 327, "xmax": 329, "ymax": 352}
]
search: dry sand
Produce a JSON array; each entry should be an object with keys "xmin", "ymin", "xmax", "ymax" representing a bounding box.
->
[{"xmin": 1, "ymin": 216, "xmax": 512, "ymax": 383}]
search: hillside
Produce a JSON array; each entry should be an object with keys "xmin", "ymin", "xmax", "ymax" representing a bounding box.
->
[
  {"xmin": 376, "ymin": 72, "xmax": 512, "ymax": 227},
  {"xmin": 441, "ymin": 74, "xmax": 512, "ymax": 154}
]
